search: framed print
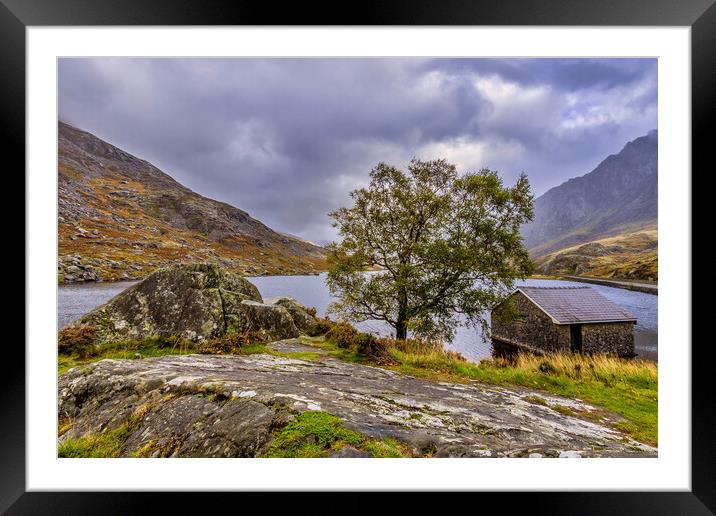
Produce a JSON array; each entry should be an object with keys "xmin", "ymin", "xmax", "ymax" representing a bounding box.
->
[{"xmin": 5, "ymin": 0, "xmax": 713, "ymax": 513}]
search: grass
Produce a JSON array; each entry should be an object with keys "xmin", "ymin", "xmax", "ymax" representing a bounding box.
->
[
  {"xmin": 301, "ymin": 335, "xmax": 366, "ymax": 363},
  {"xmin": 58, "ymin": 424, "xmax": 132, "ymax": 458},
  {"xmin": 262, "ymin": 410, "xmax": 411, "ymax": 458},
  {"xmin": 269, "ymin": 351, "xmax": 323, "ymax": 361},
  {"xmin": 58, "ymin": 336, "xmax": 269, "ymax": 374},
  {"xmin": 391, "ymin": 349, "xmax": 658, "ymax": 446},
  {"xmin": 300, "ymin": 335, "xmax": 657, "ymax": 446},
  {"xmin": 362, "ymin": 437, "xmax": 412, "ymax": 458},
  {"xmin": 58, "ymin": 402, "xmax": 153, "ymax": 458}
]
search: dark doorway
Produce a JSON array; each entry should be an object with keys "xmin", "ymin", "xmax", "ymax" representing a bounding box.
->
[{"xmin": 570, "ymin": 324, "xmax": 583, "ymax": 352}]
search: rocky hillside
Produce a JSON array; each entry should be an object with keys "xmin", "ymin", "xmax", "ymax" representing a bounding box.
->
[
  {"xmin": 522, "ymin": 130, "xmax": 657, "ymax": 257},
  {"xmin": 58, "ymin": 122, "xmax": 326, "ymax": 283}
]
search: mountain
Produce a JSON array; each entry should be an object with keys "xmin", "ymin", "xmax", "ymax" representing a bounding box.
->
[
  {"xmin": 521, "ymin": 130, "xmax": 657, "ymax": 281},
  {"xmin": 57, "ymin": 121, "xmax": 326, "ymax": 283},
  {"xmin": 522, "ymin": 130, "xmax": 657, "ymax": 256}
]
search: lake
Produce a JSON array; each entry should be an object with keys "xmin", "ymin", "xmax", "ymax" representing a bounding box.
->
[{"xmin": 57, "ymin": 274, "xmax": 658, "ymax": 362}]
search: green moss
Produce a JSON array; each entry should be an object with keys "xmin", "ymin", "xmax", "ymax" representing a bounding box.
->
[
  {"xmin": 58, "ymin": 402, "xmax": 154, "ymax": 458},
  {"xmin": 58, "ymin": 425, "xmax": 131, "ymax": 458},
  {"xmin": 263, "ymin": 411, "xmax": 363, "ymax": 458},
  {"xmin": 523, "ymin": 395, "xmax": 548, "ymax": 406},
  {"xmin": 58, "ymin": 418, "xmax": 74, "ymax": 437},
  {"xmin": 362, "ymin": 437, "xmax": 411, "ymax": 458},
  {"xmin": 262, "ymin": 411, "xmax": 411, "ymax": 458},
  {"xmin": 305, "ymin": 337, "xmax": 366, "ymax": 363},
  {"xmin": 552, "ymin": 404, "xmax": 577, "ymax": 417},
  {"xmin": 132, "ymin": 439, "xmax": 158, "ymax": 458}
]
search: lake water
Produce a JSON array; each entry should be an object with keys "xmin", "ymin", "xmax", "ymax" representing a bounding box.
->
[{"xmin": 58, "ymin": 274, "xmax": 658, "ymax": 362}]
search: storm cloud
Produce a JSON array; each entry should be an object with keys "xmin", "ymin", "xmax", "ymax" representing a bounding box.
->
[{"xmin": 58, "ymin": 58, "xmax": 657, "ymax": 243}]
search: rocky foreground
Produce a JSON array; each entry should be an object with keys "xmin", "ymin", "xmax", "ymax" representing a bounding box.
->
[{"xmin": 58, "ymin": 339, "xmax": 656, "ymax": 458}]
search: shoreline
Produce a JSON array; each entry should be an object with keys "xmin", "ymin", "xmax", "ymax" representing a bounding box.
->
[
  {"xmin": 59, "ymin": 270, "xmax": 325, "ymax": 286},
  {"xmin": 553, "ymin": 275, "xmax": 658, "ymax": 295}
]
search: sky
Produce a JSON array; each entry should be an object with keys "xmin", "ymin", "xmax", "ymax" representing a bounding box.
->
[{"xmin": 58, "ymin": 58, "xmax": 657, "ymax": 244}]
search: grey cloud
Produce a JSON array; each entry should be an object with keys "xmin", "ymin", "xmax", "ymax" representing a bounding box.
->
[{"xmin": 59, "ymin": 58, "xmax": 657, "ymax": 243}]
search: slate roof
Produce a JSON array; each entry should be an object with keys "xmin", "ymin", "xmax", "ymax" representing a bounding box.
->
[{"xmin": 516, "ymin": 286, "xmax": 637, "ymax": 325}]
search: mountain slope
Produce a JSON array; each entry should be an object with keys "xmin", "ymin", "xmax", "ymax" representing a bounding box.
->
[
  {"xmin": 533, "ymin": 224, "xmax": 658, "ymax": 281},
  {"xmin": 522, "ymin": 130, "xmax": 657, "ymax": 257},
  {"xmin": 58, "ymin": 121, "xmax": 326, "ymax": 283}
]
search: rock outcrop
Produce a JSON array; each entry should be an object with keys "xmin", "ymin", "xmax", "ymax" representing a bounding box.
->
[
  {"xmin": 58, "ymin": 254, "xmax": 103, "ymax": 283},
  {"xmin": 58, "ymin": 345, "xmax": 657, "ymax": 458},
  {"xmin": 77, "ymin": 263, "xmax": 314, "ymax": 342},
  {"xmin": 266, "ymin": 297, "xmax": 316, "ymax": 333}
]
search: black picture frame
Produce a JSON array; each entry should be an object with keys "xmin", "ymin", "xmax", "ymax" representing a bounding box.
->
[{"xmin": 4, "ymin": 0, "xmax": 712, "ymax": 513}]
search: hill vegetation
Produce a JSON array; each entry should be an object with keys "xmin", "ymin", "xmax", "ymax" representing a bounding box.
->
[
  {"xmin": 533, "ymin": 224, "xmax": 657, "ymax": 281},
  {"xmin": 58, "ymin": 122, "xmax": 326, "ymax": 283}
]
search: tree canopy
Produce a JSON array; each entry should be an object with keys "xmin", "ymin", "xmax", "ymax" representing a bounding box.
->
[{"xmin": 326, "ymin": 158, "xmax": 534, "ymax": 341}]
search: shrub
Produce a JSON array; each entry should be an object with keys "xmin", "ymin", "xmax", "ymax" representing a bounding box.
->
[
  {"xmin": 58, "ymin": 325, "xmax": 98, "ymax": 358},
  {"xmin": 538, "ymin": 360, "xmax": 558, "ymax": 375},
  {"xmin": 197, "ymin": 331, "xmax": 266, "ymax": 355},
  {"xmin": 354, "ymin": 333, "xmax": 396, "ymax": 365},
  {"xmin": 98, "ymin": 335, "xmax": 195, "ymax": 355},
  {"xmin": 380, "ymin": 337, "xmax": 445, "ymax": 355},
  {"xmin": 305, "ymin": 317, "xmax": 333, "ymax": 337},
  {"xmin": 353, "ymin": 333, "xmax": 380, "ymax": 356},
  {"xmin": 155, "ymin": 335, "xmax": 184, "ymax": 349},
  {"xmin": 325, "ymin": 321, "xmax": 359, "ymax": 349}
]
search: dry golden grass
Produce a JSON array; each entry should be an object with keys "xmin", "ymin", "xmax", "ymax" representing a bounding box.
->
[
  {"xmin": 534, "ymin": 226, "xmax": 658, "ymax": 281},
  {"xmin": 490, "ymin": 352, "xmax": 657, "ymax": 378}
]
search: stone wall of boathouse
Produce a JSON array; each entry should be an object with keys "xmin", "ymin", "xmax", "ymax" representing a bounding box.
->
[
  {"xmin": 491, "ymin": 291, "xmax": 570, "ymax": 353},
  {"xmin": 581, "ymin": 321, "xmax": 635, "ymax": 357}
]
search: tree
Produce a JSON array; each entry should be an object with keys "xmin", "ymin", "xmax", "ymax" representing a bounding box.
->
[{"xmin": 326, "ymin": 158, "xmax": 534, "ymax": 341}]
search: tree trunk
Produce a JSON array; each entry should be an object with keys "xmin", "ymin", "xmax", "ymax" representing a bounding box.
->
[
  {"xmin": 395, "ymin": 319, "xmax": 407, "ymax": 340},
  {"xmin": 396, "ymin": 291, "xmax": 408, "ymax": 340}
]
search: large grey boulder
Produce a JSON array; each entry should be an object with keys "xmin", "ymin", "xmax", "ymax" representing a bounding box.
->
[
  {"xmin": 266, "ymin": 297, "xmax": 316, "ymax": 333},
  {"xmin": 229, "ymin": 300, "xmax": 299, "ymax": 341},
  {"xmin": 77, "ymin": 263, "xmax": 306, "ymax": 342}
]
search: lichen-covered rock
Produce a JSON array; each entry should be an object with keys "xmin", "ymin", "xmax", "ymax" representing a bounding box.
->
[
  {"xmin": 266, "ymin": 297, "xmax": 316, "ymax": 333},
  {"xmin": 58, "ymin": 349, "xmax": 657, "ymax": 458},
  {"xmin": 78, "ymin": 263, "xmax": 264, "ymax": 342},
  {"xmin": 228, "ymin": 300, "xmax": 299, "ymax": 341}
]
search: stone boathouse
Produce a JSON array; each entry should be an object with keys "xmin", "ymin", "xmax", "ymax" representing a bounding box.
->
[{"xmin": 491, "ymin": 286, "xmax": 637, "ymax": 357}]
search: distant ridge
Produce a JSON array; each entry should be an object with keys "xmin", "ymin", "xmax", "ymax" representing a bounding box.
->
[{"xmin": 522, "ymin": 130, "xmax": 657, "ymax": 255}]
